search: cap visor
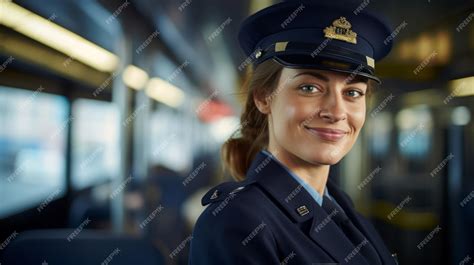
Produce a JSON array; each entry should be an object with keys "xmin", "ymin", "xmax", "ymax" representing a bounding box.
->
[{"xmin": 273, "ymin": 54, "xmax": 381, "ymax": 84}]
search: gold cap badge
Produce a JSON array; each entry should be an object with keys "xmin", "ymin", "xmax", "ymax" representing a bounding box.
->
[{"xmin": 324, "ymin": 17, "xmax": 357, "ymax": 44}]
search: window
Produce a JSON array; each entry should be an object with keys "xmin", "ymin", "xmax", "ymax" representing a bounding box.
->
[
  {"xmin": 396, "ymin": 105, "xmax": 433, "ymax": 159},
  {"xmin": 368, "ymin": 112, "xmax": 393, "ymax": 158},
  {"xmin": 0, "ymin": 86, "xmax": 68, "ymax": 218},
  {"xmin": 71, "ymin": 99, "xmax": 119, "ymax": 190}
]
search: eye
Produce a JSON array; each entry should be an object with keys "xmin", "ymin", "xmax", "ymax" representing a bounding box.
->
[
  {"xmin": 345, "ymin": 89, "xmax": 365, "ymax": 98},
  {"xmin": 298, "ymin": 84, "xmax": 321, "ymax": 94}
]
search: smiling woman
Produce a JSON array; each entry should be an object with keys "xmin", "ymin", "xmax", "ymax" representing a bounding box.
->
[
  {"xmin": 253, "ymin": 66, "xmax": 371, "ymax": 194},
  {"xmin": 189, "ymin": 0, "xmax": 398, "ymax": 264}
]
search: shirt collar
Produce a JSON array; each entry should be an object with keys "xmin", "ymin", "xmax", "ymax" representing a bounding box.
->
[{"xmin": 261, "ymin": 149, "xmax": 327, "ymax": 206}]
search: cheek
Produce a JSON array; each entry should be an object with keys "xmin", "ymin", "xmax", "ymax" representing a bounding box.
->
[
  {"xmin": 284, "ymin": 96, "xmax": 316, "ymax": 122},
  {"xmin": 270, "ymin": 97, "xmax": 305, "ymax": 139},
  {"xmin": 273, "ymin": 101, "xmax": 296, "ymax": 134},
  {"xmin": 279, "ymin": 97, "xmax": 314, "ymax": 129},
  {"xmin": 350, "ymin": 104, "xmax": 367, "ymax": 132}
]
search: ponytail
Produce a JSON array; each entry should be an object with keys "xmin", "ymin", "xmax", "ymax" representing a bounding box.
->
[{"xmin": 221, "ymin": 60, "xmax": 283, "ymax": 181}]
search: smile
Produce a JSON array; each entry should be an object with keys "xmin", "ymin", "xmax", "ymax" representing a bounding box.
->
[{"xmin": 304, "ymin": 126, "xmax": 348, "ymax": 142}]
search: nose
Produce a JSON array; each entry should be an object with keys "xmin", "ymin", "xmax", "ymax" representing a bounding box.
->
[{"xmin": 319, "ymin": 91, "xmax": 347, "ymax": 123}]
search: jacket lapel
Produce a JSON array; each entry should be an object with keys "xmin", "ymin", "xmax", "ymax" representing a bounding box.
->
[
  {"xmin": 327, "ymin": 180, "xmax": 395, "ymax": 265},
  {"xmin": 246, "ymin": 151, "xmax": 369, "ymax": 264}
]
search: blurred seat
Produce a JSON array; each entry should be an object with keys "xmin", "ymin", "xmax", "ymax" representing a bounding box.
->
[{"xmin": 0, "ymin": 229, "xmax": 165, "ymax": 265}]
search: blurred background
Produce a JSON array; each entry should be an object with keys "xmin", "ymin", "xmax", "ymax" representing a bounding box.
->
[{"xmin": 0, "ymin": 0, "xmax": 473, "ymax": 264}]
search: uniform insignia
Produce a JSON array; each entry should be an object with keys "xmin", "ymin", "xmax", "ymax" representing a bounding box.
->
[
  {"xmin": 324, "ymin": 17, "xmax": 357, "ymax": 44},
  {"xmin": 296, "ymin": 205, "xmax": 310, "ymax": 216},
  {"xmin": 210, "ymin": 190, "xmax": 219, "ymax": 200},
  {"xmin": 201, "ymin": 181, "xmax": 255, "ymax": 206},
  {"xmin": 366, "ymin": 56, "xmax": 375, "ymax": 68}
]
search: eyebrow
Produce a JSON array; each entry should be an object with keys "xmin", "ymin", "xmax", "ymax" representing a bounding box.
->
[
  {"xmin": 292, "ymin": 71, "xmax": 367, "ymax": 84},
  {"xmin": 293, "ymin": 72, "xmax": 329, "ymax": 82}
]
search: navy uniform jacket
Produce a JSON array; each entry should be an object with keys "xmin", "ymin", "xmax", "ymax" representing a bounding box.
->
[{"xmin": 189, "ymin": 150, "xmax": 398, "ymax": 264}]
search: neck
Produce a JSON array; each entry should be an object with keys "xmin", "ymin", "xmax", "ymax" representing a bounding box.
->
[{"xmin": 266, "ymin": 146, "xmax": 330, "ymax": 197}]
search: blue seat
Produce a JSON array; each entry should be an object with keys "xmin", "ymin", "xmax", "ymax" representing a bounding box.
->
[{"xmin": 0, "ymin": 229, "xmax": 165, "ymax": 265}]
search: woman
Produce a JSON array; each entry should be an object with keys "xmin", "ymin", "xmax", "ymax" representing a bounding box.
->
[{"xmin": 189, "ymin": 0, "xmax": 398, "ymax": 264}]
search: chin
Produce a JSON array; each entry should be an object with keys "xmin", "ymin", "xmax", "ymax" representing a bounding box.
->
[
  {"xmin": 312, "ymin": 156, "xmax": 341, "ymax": 166},
  {"xmin": 298, "ymin": 151, "xmax": 342, "ymax": 166},
  {"xmin": 299, "ymin": 144, "xmax": 347, "ymax": 165}
]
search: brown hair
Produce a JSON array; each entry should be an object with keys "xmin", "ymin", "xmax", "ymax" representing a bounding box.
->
[
  {"xmin": 221, "ymin": 59, "xmax": 283, "ymax": 181},
  {"xmin": 221, "ymin": 59, "xmax": 375, "ymax": 181}
]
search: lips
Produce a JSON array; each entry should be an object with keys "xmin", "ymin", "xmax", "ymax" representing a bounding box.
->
[{"xmin": 304, "ymin": 126, "xmax": 348, "ymax": 142}]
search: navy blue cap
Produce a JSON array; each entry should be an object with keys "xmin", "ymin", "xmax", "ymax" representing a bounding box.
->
[{"xmin": 238, "ymin": 0, "xmax": 393, "ymax": 83}]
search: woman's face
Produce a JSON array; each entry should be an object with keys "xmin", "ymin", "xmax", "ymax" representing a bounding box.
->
[{"xmin": 255, "ymin": 67, "xmax": 368, "ymax": 166}]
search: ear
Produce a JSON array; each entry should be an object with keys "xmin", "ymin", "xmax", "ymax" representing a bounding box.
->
[{"xmin": 253, "ymin": 89, "xmax": 271, "ymax": 114}]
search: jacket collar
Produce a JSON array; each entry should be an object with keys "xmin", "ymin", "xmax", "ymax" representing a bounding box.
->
[
  {"xmin": 246, "ymin": 150, "xmax": 370, "ymax": 264},
  {"xmin": 326, "ymin": 180, "xmax": 395, "ymax": 265}
]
